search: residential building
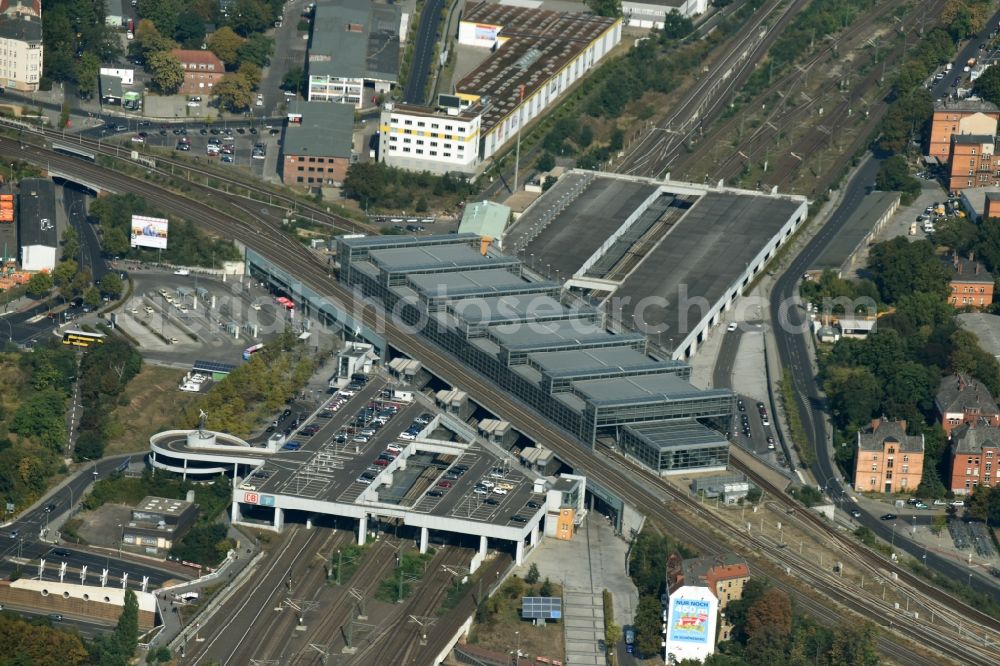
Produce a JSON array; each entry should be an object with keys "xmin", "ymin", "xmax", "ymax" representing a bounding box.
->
[
  {"xmin": 947, "ymin": 134, "xmax": 1000, "ymax": 192},
  {"xmin": 666, "ymin": 552, "xmax": 750, "ymax": 641},
  {"xmin": 853, "ymin": 418, "xmax": 925, "ymax": 494},
  {"xmin": 0, "ymin": 0, "xmax": 43, "ymax": 92},
  {"xmin": 930, "ymin": 98, "xmax": 1000, "ymax": 163},
  {"xmin": 936, "ymin": 373, "xmax": 1000, "ymax": 435},
  {"xmin": 379, "ymin": 3, "xmax": 621, "ymax": 175},
  {"xmin": 281, "ymin": 102, "xmax": 355, "ymax": 188},
  {"xmin": 122, "ymin": 496, "xmax": 197, "ymax": 554},
  {"xmin": 949, "ymin": 420, "xmax": 1000, "ymax": 494},
  {"xmin": 17, "ymin": 177, "xmax": 56, "ymax": 272},
  {"xmin": 105, "ymin": 0, "xmax": 124, "ymax": 26},
  {"xmin": 306, "ymin": 0, "xmax": 400, "ymax": 107},
  {"xmin": 170, "ymin": 49, "xmax": 224, "ymax": 95},
  {"xmin": 948, "ymin": 252, "xmax": 994, "ymax": 308},
  {"xmin": 622, "ymin": 0, "xmax": 708, "ymax": 29},
  {"xmin": 664, "ymin": 553, "xmax": 743, "ymax": 661}
]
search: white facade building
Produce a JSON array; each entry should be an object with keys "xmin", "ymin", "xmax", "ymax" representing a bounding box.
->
[
  {"xmin": 0, "ymin": 0, "xmax": 43, "ymax": 92},
  {"xmin": 379, "ymin": 3, "xmax": 621, "ymax": 175},
  {"xmin": 378, "ymin": 101, "xmax": 483, "ymax": 175},
  {"xmin": 622, "ymin": 0, "xmax": 709, "ymax": 30}
]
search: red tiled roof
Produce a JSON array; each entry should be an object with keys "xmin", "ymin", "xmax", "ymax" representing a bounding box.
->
[{"xmin": 169, "ymin": 49, "xmax": 224, "ymax": 69}]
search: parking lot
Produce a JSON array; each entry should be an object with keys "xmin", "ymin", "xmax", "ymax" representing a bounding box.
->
[
  {"xmin": 115, "ymin": 271, "xmax": 303, "ymax": 364},
  {"xmin": 239, "ymin": 378, "xmax": 544, "ymax": 529},
  {"xmin": 119, "ymin": 121, "xmax": 280, "ymax": 178}
]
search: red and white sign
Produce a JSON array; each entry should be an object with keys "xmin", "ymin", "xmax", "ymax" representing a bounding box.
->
[{"xmin": 244, "ymin": 492, "xmax": 259, "ymax": 504}]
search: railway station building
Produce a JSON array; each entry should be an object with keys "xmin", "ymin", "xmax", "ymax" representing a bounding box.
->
[{"xmin": 334, "ymin": 233, "xmax": 734, "ymax": 462}]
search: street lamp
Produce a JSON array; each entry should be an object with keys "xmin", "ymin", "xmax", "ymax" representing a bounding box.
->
[{"xmin": 891, "ymin": 523, "xmax": 897, "ymax": 552}]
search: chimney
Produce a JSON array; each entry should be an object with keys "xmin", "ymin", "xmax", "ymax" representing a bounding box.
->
[
  {"xmin": 954, "ymin": 253, "xmax": 960, "ymax": 269},
  {"xmin": 870, "ymin": 418, "xmax": 881, "ymax": 432}
]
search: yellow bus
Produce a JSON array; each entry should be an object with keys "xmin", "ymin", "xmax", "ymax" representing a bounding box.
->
[{"xmin": 62, "ymin": 330, "xmax": 107, "ymax": 348}]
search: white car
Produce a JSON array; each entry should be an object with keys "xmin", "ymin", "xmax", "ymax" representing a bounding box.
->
[
  {"xmin": 174, "ymin": 269, "xmax": 190, "ymax": 276},
  {"xmin": 473, "ymin": 487, "xmax": 488, "ymax": 495},
  {"xmin": 144, "ymin": 306, "xmax": 154, "ymax": 314},
  {"xmin": 399, "ymin": 432, "xmax": 416, "ymax": 441},
  {"xmin": 727, "ymin": 322, "xmax": 738, "ymax": 332},
  {"xmin": 492, "ymin": 487, "xmax": 508, "ymax": 495},
  {"xmin": 480, "ymin": 479, "xmax": 495, "ymax": 489},
  {"xmin": 187, "ymin": 101, "xmax": 200, "ymax": 107},
  {"xmin": 251, "ymin": 303, "xmax": 261, "ymax": 311},
  {"xmin": 387, "ymin": 444, "xmax": 402, "ymax": 453}
]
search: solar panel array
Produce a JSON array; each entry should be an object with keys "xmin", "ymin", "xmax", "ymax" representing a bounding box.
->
[
  {"xmin": 521, "ymin": 596, "xmax": 561, "ymax": 619},
  {"xmin": 193, "ymin": 359, "xmax": 237, "ymax": 374}
]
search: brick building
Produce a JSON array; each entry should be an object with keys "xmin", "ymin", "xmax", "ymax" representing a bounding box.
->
[
  {"xmin": 936, "ymin": 373, "xmax": 1000, "ymax": 435},
  {"xmin": 666, "ymin": 552, "xmax": 749, "ymax": 641},
  {"xmin": 949, "ymin": 420, "xmax": 1000, "ymax": 494},
  {"xmin": 853, "ymin": 418, "xmax": 924, "ymax": 494},
  {"xmin": 170, "ymin": 49, "xmax": 224, "ymax": 95},
  {"xmin": 931, "ymin": 98, "xmax": 1000, "ymax": 164},
  {"xmin": 948, "ymin": 252, "xmax": 994, "ymax": 308},
  {"xmin": 281, "ymin": 101, "xmax": 354, "ymax": 188},
  {"xmin": 947, "ymin": 134, "xmax": 1000, "ymax": 192}
]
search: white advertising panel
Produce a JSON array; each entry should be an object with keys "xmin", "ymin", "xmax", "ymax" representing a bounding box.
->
[
  {"xmin": 130, "ymin": 215, "xmax": 169, "ymax": 249},
  {"xmin": 665, "ymin": 586, "xmax": 718, "ymax": 664}
]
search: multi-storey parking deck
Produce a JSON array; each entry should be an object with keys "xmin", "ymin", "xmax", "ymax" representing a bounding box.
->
[{"xmin": 149, "ymin": 387, "xmax": 548, "ymax": 567}]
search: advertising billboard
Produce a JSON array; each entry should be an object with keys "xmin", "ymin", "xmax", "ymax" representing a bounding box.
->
[
  {"xmin": 665, "ymin": 586, "xmax": 718, "ymax": 663},
  {"xmin": 475, "ymin": 23, "xmax": 499, "ymax": 42},
  {"xmin": 130, "ymin": 215, "xmax": 169, "ymax": 249}
]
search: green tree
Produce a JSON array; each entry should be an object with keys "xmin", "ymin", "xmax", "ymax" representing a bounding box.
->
[
  {"xmin": 236, "ymin": 33, "xmax": 274, "ymax": 68},
  {"xmin": 99, "ymin": 272, "xmax": 124, "ymax": 297},
  {"xmin": 133, "ymin": 19, "xmax": 178, "ymax": 61},
  {"xmin": 875, "ymin": 155, "xmax": 921, "ymax": 204},
  {"xmin": 26, "ymin": 271, "xmax": 53, "ymax": 298},
  {"xmin": 53, "ymin": 259, "xmax": 78, "ymax": 291},
  {"xmin": 282, "ymin": 65, "xmax": 305, "ymax": 93},
  {"xmin": 61, "ymin": 227, "xmax": 80, "ymax": 262},
  {"xmin": 229, "ymin": 0, "xmax": 271, "ymax": 36},
  {"xmin": 174, "ymin": 10, "xmax": 207, "ymax": 48},
  {"xmin": 237, "ymin": 61, "xmax": 262, "ymax": 90},
  {"xmin": 867, "ymin": 237, "xmax": 950, "ymax": 303},
  {"xmin": 824, "ymin": 366, "xmax": 880, "ymax": 429},
  {"xmin": 525, "ymin": 562, "xmax": 539, "ymax": 584},
  {"xmin": 536, "ymin": 152, "xmax": 556, "ymax": 172},
  {"xmin": 974, "ymin": 65, "xmax": 1000, "ymax": 106},
  {"xmin": 11, "ymin": 388, "xmax": 67, "ymax": 451},
  {"xmin": 207, "ymin": 26, "xmax": 244, "ymax": 67},
  {"xmin": 633, "ymin": 595, "xmax": 662, "ymax": 657},
  {"xmin": 660, "ymin": 10, "xmax": 694, "ymax": 40},
  {"xmin": 147, "ymin": 51, "xmax": 185, "ymax": 94},
  {"xmin": 585, "ymin": 0, "xmax": 621, "ymax": 17},
  {"xmin": 75, "ymin": 52, "xmax": 101, "ymax": 99},
  {"xmin": 744, "ymin": 587, "xmax": 792, "ymax": 662},
  {"xmin": 539, "ymin": 577, "xmax": 554, "ymax": 597},
  {"xmin": 83, "ymin": 286, "xmax": 102, "ymax": 310},
  {"xmin": 137, "ymin": 0, "xmax": 184, "ymax": 36},
  {"xmin": 214, "ymin": 73, "xmax": 254, "ymax": 111}
]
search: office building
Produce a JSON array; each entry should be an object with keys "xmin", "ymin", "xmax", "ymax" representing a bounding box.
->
[{"xmin": 281, "ymin": 101, "xmax": 355, "ymax": 188}]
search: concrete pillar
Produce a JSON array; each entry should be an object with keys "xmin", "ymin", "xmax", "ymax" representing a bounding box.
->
[
  {"xmin": 182, "ymin": 457, "xmax": 188, "ymax": 482},
  {"xmin": 306, "ymin": 516, "xmax": 313, "ymax": 530},
  {"xmin": 479, "ymin": 535, "xmax": 487, "ymax": 556},
  {"xmin": 230, "ymin": 500, "xmax": 242, "ymax": 524},
  {"xmin": 419, "ymin": 527, "xmax": 429, "ymax": 554},
  {"xmin": 515, "ymin": 539, "xmax": 524, "ymax": 566},
  {"xmin": 273, "ymin": 507, "xmax": 284, "ymax": 531},
  {"xmin": 358, "ymin": 515, "xmax": 368, "ymax": 546},
  {"xmin": 530, "ymin": 522, "xmax": 539, "ymax": 546}
]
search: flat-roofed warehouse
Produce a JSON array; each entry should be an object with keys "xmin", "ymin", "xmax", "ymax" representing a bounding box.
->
[
  {"xmin": 504, "ymin": 171, "xmax": 808, "ymax": 359},
  {"xmin": 335, "ymin": 233, "xmax": 734, "ymax": 474}
]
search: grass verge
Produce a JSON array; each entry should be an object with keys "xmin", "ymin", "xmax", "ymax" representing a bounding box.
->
[{"xmin": 780, "ymin": 368, "xmax": 813, "ymax": 466}]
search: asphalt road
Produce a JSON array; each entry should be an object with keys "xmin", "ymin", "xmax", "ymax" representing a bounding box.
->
[
  {"xmin": 403, "ymin": 0, "xmax": 444, "ymax": 105},
  {"xmin": 0, "ymin": 454, "xmax": 193, "ymax": 593},
  {"xmin": 63, "ymin": 185, "xmax": 107, "ymax": 282}
]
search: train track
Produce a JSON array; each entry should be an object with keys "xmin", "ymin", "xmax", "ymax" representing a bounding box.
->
[
  {"xmin": 187, "ymin": 526, "xmax": 339, "ymax": 665},
  {"xmin": 2, "ymin": 119, "xmax": 374, "ymax": 236},
  {"xmin": 341, "ymin": 546, "xmax": 473, "ymax": 665},
  {"xmin": 284, "ymin": 538, "xmax": 403, "ymax": 664},
  {"xmin": 616, "ymin": 0, "xmax": 812, "ymax": 178},
  {"xmin": 4, "ymin": 137, "xmax": 986, "ymax": 664}
]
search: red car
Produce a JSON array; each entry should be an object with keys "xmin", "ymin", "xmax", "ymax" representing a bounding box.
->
[
  {"xmin": 373, "ymin": 459, "xmax": 389, "ymax": 467},
  {"xmin": 437, "ymin": 480, "xmax": 452, "ymax": 489}
]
